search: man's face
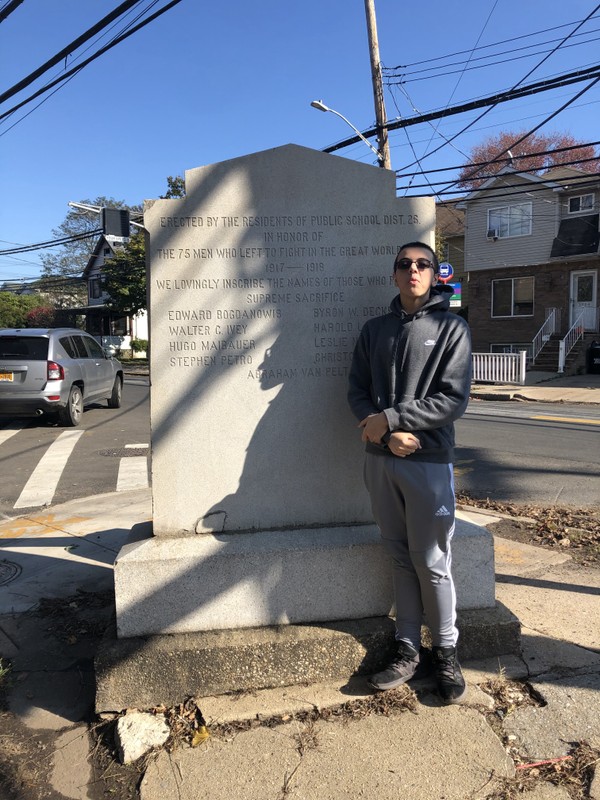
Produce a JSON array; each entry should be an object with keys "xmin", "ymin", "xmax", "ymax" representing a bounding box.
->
[{"xmin": 393, "ymin": 246, "xmax": 438, "ymax": 305}]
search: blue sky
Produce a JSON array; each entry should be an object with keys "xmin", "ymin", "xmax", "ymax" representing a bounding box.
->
[{"xmin": 1, "ymin": 0, "xmax": 599, "ymax": 282}]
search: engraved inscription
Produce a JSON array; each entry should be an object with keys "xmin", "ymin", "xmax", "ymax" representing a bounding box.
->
[{"xmin": 154, "ymin": 210, "xmax": 423, "ymax": 374}]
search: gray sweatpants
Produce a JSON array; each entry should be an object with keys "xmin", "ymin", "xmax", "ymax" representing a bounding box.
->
[{"xmin": 364, "ymin": 452, "xmax": 458, "ymax": 649}]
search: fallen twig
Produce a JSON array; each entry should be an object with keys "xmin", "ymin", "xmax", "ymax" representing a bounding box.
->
[{"xmin": 516, "ymin": 756, "xmax": 572, "ymax": 770}]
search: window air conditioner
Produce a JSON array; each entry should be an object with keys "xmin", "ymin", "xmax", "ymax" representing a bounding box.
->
[{"xmin": 486, "ymin": 228, "xmax": 499, "ymax": 240}]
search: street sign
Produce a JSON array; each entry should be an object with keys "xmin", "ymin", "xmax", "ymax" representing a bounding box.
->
[
  {"xmin": 438, "ymin": 262, "xmax": 454, "ymax": 283},
  {"xmin": 449, "ymin": 282, "xmax": 462, "ymax": 308}
]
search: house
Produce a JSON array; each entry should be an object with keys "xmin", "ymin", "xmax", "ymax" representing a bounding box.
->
[
  {"xmin": 0, "ymin": 281, "xmax": 38, "ymax": 295},
  {"xmin": 436, "ymin": 200, "xmax": 466, "ymax": 314},
  {"xmin": 458, "ymin": 165, "xmax": 599, "ymax": 372},
  {"xmin": 78, "ymin": 234, "xmax": 148, "ymax": 355}
]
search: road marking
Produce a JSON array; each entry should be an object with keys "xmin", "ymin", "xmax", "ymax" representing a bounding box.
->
[
  {"xmin": 14, "ymin": 430, "xmax": 84, "ymax": 509},
  {"xmin": 117, "ymin": 456, "xmax": 149, "ymax": 491},
  {"xmin": 125, "ymin": 443, "xmax": 149, "ymax": 449},
  {"xmin": 454, "ymin": 458, "xmax": 475, "ymax": 476},
  {"xmin": 0, "ymin": 423, "xmax": 25, "ymax": 446},
  {"xmin": 531, "ymin": 415, "xmax": 600, "ymax": 425}
]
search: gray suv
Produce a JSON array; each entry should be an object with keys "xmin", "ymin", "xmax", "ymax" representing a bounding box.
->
[{"xmin": 0, "ymin": 328, "xmax": 123, "ymax": 426}]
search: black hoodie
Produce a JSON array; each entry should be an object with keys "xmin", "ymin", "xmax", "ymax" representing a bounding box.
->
[{"xmin": 347, "ymin": 284, "xmax": 471, "ymax": 463}]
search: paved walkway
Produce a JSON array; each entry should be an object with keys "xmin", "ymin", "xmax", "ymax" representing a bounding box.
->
[
  {"xmin": 0, "ymin": 374, "xmax": 598, "ymax": 799},
  {"xmin": 1, "ymin": 488, "xmax": 599, "ymax": 799},
  {"xmin": 470, "ymin": 371, "xmax": 600, "ymax": 404}
]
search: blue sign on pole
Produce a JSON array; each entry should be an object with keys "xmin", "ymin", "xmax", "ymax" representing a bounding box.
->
[{"xmin": 438, "ymin": 262, "xmax": 454, "ymax": 283}]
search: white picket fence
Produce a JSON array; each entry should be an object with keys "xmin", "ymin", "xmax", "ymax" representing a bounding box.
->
[{"xmin": 472, "ymin": 351, "xmax": 527, "ymax": 385}]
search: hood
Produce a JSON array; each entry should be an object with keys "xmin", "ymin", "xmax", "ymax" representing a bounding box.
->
[{"xmin": 390, "ymin": 283, "xmax": 453, "ymax": 317}]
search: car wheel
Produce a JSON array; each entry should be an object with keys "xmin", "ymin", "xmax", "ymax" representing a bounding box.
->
[
  {"xmin": 107, "ymin": 376, "xmax": 123, "ymax": 409},
  {"xmin": 58, "ymin": 385, "xmax": 83, "ymax": 427}
]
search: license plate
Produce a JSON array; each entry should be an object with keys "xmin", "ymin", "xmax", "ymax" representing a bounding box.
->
[{"xmin": 0, "ymin": 372, "xmax": 14, "ymax": 381}]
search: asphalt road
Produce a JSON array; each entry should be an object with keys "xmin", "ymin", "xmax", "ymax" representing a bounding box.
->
[
  {"xmin": 455, "ymin": 400, "xmax": 600, "ymax": 506},
  {"xmin": 0, "ymin": 378, "xmax": 150, "ymax": 518},
  {"xmin": 1, "ymin": 390, "xmax": 598, "ymax": 517}
]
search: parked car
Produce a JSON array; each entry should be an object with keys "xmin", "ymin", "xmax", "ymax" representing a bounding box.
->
[{"xmin": 0, "ymin": 328, "xmax": 123, "ymax": 426}]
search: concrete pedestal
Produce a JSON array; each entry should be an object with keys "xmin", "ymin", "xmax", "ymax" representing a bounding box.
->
[
  {"xmin": 95, "ymin": 519, "xmax": 520, "ymax": 712},
  {"xmin": 114, "ymin": 519, "xmax": 495, "ymax": 638},
  {"xmin": 96, "ymin": 604, "xmax": 520, "ymax": 713}
]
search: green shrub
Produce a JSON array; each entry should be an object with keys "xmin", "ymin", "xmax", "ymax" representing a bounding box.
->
[{"xmin": 130, "ymin": 338, "xmax": 148, "ymax": 353}]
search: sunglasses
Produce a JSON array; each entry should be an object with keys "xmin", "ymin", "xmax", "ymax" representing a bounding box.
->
[{"xmin": 395, "ymin": 258, "xmax": 435, "ymax": 271}]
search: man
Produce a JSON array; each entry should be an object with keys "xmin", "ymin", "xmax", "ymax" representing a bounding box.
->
[{"xmin": 347, "ymin": 241, "xmax": 471, "ymax": 704}]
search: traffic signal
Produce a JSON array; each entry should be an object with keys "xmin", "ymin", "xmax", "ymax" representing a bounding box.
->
[{"xmin": 102, "ymin": 208, "xmax": 130, "ymax": 237}]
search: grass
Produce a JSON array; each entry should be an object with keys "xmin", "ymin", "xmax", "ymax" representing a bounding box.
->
[{"xmin": 0, "ymin": 660, "xmax": 10, "ymax": 687}]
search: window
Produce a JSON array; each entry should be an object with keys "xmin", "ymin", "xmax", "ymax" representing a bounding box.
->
[
  {"xmin": 492, "ymin": 277, "xmax": 534, "ymax": 317},
  {"xmin": 60, "ymin": 337, "xmax": 78, "ymax": 358},
  {"xmin": 111, "ymin": 316, "xmax": 129, "ymax": 336},
  {"xmin": 0, "ymin": 336, "xmax": 48, "ymax": 360},
  {"xmin": 487, "ymin": 202, "xmax": 532, "ymax": 238},
  {"xmin": 89, "ymin": 278, "xmax": 102, "ymax": 299},
  {"xmin": 71, "ymin": 336, "xmax": 90, "ymax": 358},
  {"xmin": 491, "ymin": 343, "xmax": 533, "ymax": 360},
  {"xmin": 84, "ymin": 336, "xmax": 105, "ymax": 359},
  {"xmin": 568, "ymin": 194, "xmax": 594, "ymax": 214}
]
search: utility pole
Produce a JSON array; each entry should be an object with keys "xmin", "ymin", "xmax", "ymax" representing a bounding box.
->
[{"xmin": 364, "ymin": 0, "xmax": 392, "ymax": 169}]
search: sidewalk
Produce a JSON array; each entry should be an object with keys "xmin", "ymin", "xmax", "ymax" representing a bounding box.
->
[
  {"xmin": 0, "ymin": 372, "xmax": 598, "ymax": 798},
  {"xmin": 1, "ymin": 489, "xmax": 599, "ymax": 800},
  {"xmin": 470, "ymin": 370, "xmax": 600, "ymax": 404}
]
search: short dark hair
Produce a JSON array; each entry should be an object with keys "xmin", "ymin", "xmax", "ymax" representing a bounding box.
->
[{"xmin": 394, "ymin": 241, "xmax": 439, "ymax": 273}]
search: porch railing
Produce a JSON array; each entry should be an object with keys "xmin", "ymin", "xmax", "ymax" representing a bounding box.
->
[
  {"xmin": 472, "ymin": 351, "xmax": 527, "ymax": 385},
  {"xmin": 532, "ymin": 307, "xmax": 560, "ymax": 364},
  {"xmin": 558, "ymin": 313, "xmax": 585, "ymax": 373}
]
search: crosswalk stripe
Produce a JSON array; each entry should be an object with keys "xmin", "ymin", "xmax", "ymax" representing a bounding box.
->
[
  {"xmin": 116, "ymin": 456, "xmax": 149, "ymax": 491},
  {"xmin": 14, "ymin": 430, "xmax": 85, "ymax": 509},
  {"xmin": 0, "ymin": 423, "xmax": 25, "ymax": 446}
]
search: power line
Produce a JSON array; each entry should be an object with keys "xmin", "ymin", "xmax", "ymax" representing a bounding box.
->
[
  {"xmin": 0, "ymin": 0, "xmax": 24, "ymax": 24},
  {"xmin": 0, "ymin": 0, "xmax": 143, "ymax": 106},
  {"xmin": 0, "ymin": 0, "xmax": 185, "ymax": 124},
  {"xmin": 408, "ymin": 0, "xmax": 498, "ymax": 196},
  {"xmin": 387, "ymin": 37, "xmax": 600, "ymax": 85},
  {"xmin": 394, "ymin": 139, "xmax": 600, "ymax": 179},
  {"xmin": 383, "ymin": 15, "xmax": 599, "ymax": 71},
  {"xmin": 384, "ymin": 97, "xmax": 600, "ymax": 161},
  {"xmin": 420, "ymin": 175, "xmax": 600, "ymax": 199},
  {"xmin": 439, "ymin": 74, "xmax": 600, "ymax": 195},
  {"xmin": 396, "ymin": 3, "xmax": 600, "ymax": 175},
  {"xmin": 396, "ymin": 157, "xmax": 600, "ymax": 191},
  {"xmin": 0, "ymin": 230, "xmax": 103, "ymax": 256},
  {"xmin": 323, "ymin": 63, "xmax": 600, "ymax": 155}
]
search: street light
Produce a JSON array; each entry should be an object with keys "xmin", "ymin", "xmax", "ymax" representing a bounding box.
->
[
  {"xmin": 310, "ymin": 100, "xmax": 383, "ymax": 163},
  {"xmin": 67, "ymin": 201, "xmax": 144, "ymax": 232}
]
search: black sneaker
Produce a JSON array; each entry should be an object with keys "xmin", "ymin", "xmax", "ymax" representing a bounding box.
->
[
  {"xmin": 368, "ymin": 642, "xmax": 421, "ymax": 691},
  {"xmin": 432, "ymin": 646, "xmax": 468, "ymax": 704}
]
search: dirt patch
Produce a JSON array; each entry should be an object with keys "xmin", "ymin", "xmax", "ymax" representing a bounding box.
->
[
  {"xmin": 483, "ymin": 740, "xmax": 600, "ymax": 800},
  {"xmin": 0, "ymin": 590, "xmax": 139, "ymax": 800},
  {"xmin": 457, "ymin": 494, "xmax": 600, "ymax": 565}
]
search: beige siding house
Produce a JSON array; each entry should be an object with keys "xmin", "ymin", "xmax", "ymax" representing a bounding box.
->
[{"xmin": 459, "ymin": 166, "xmax": 599, "ymax": 372}]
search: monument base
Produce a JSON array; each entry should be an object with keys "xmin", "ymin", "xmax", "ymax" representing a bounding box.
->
[
  {"xmin": 113, "ymin": 521, "xmax": 495, "ymax": 638},
  {"xmin": 95, "ymin": 604, "xmax": 520, "ymax": 713}
]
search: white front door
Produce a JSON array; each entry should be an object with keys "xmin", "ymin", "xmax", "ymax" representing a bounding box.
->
[{"xmin": 570, "ymin": 270, "xmax": 598, "ymax": 330}]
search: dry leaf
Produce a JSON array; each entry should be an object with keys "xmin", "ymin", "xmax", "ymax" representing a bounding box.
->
[{"xmin": 191, "ymin": 726, "xmax": 210, "ymax": 747}]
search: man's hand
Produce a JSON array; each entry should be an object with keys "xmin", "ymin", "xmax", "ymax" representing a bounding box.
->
[
  {"xmin": 387, "ymin": 431, "xmax": 421, "ymax": 457},
  {"xmin": 359, "ymin": 412, "xmax": 389, "ymax": 443}
]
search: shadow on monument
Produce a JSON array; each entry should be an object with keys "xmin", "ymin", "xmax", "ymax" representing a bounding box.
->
[{"xmin": 200, "ymin": 333, "xmax": 357, "ymax": 533}]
